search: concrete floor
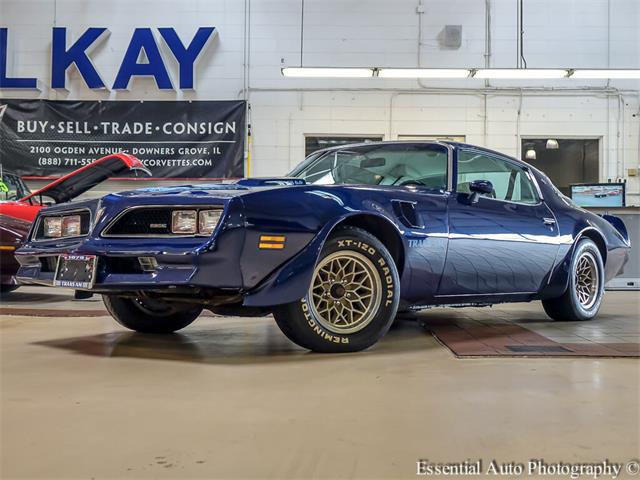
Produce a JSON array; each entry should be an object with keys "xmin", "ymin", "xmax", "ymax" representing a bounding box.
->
[{"xmin": 1, "ymin": 288, "xmax": 639, "ymax": 479}]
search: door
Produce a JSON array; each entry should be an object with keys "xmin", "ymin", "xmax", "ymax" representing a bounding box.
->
[
  {"xmin": 521, "ymin": 138, "xmax": 599, "ymax": 196},
  {"xmin": 292, "ymin": 141, "xmax": 452, "ymax": 303},
  {"xmin": 437, "ymin": 149, "xmax": 559, "ymax": 297}
]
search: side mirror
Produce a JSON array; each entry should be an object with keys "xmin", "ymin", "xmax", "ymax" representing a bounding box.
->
[{"xmin": 469, "ymin": 179, "xmax": 494, "ymax": 195}]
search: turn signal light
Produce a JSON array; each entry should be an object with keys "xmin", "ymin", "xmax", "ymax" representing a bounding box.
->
[{"xmin": 259, "ymin": 235, "xmax": 286, "ymax": 249}]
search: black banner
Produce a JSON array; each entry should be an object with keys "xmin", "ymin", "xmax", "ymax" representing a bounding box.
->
[{"xmin": 0, "ymin": 99, "xmax": 245, "ymax": 178}]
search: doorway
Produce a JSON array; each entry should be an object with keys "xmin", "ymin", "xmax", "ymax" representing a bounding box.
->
[{"xmin": 521, "ymin": 138, "xmax": 600, "ymax": 195}]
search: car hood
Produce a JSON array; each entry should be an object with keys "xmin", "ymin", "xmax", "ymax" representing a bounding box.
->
[
  {"xmin": 115, "ymin": 184, "xmax": 254, "ymax": 199},
  {"xmin": 20, "ymin": 153, "xmax": 151, "ymax": 204},
  {"xmin": 112, "ymin": 177, "xmax": 307, "ymax": 200}
]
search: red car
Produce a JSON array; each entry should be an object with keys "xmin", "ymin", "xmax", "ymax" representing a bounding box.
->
[{"xmin": 0, "ymin": 153, "xmax": 150, "ymax": 292}]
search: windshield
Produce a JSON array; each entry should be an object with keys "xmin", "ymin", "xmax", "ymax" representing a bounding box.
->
[
  {"xmin": 0, "ymin": 173, "xmax": 31, "ymax": 201},
  {"xmin": 290, "ymin": 143, "xmax": 449, "ymax": 189}
]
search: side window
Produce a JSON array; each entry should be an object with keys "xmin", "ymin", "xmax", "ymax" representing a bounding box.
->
[
  {"xmin": 294, "ymin": 152, "xmax": 335, "ymax": 183},
  {"xmin": 457, "ymin": 151, "xmax": 539, "ymax": 204}
]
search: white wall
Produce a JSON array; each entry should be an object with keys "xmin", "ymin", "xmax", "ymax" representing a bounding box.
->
[{"xmin": 1, "ymin": 0, "xmax": 639, "ymax": 203}]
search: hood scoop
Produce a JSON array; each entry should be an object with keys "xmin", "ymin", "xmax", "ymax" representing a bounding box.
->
[{"xmin": 236, "ymin": 177, "xmax": 306, "ymax": 187}]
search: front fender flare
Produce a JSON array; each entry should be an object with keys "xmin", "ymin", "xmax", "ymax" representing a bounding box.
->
[{"xmin": 242, "ymin": 212, "xmax": 400, "ymax": 307}]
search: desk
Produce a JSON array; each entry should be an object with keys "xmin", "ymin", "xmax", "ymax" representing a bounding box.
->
[{"xmin": 587, "ymin": 207, "xmax": 639, "ymax": 290}]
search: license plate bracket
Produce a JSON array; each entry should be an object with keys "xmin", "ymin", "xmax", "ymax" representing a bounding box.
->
[{"xmin": 54, "ymin": 254, "xmax": 98, "ymax": 289}]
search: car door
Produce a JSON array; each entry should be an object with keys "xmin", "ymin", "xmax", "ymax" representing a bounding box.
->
[
  {"xmin": 437, "ymin": 148, "xmax": 559, "ymax": 297},
  {"xmin": 382, "ymin": 143, "xmax": 452, "ymax": 304}
]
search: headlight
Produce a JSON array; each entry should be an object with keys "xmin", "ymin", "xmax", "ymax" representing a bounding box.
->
[
  {"xmin": 171, "ymin": 210, "xmax": 197, "ymax": 234},
  {"xmin": 36, "ymin": 211, "xmax": 90, "ymax": 240},
  {"xmin": 198, "ymin": 210, "xmax": 222, "ymax": 235},
  {"xmin": 61, "ymin": 215, "xmax": 81, "ymax": 237},
  {"xmin": 43, "ymin": 217, "xmax": 63, "ymax": 238}
]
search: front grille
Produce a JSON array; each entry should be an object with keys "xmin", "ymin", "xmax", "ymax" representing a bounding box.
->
[
  {"xmin": 33, "ymin": 210, "xmax": 91, "ymax": 240},
  {"xmin": 102, "ymin": 206, "xmax": 223, "ymax": 237},
  {"xmin": 105, "ymin": 208, "xmax": 173, "ymax": 236}
]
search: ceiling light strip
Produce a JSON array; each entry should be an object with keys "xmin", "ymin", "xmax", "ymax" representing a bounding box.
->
[
  {"xmin": 570, "ymin": 69, "xmax": 640, "ymax": 79},
  {"xmin": 474, "ymin": 69, "xmax": 568, "ymax": 79},
  {"xmin": 378, "ymin": 68, "xmax": 471, "ymax": 78},
  {"xmin": 281, "ymin": 67, "xmax": 640, "ymax": 80},
  {"xmin": 281, "ymin": 67, "xmax": 374, "ymax": 78}
]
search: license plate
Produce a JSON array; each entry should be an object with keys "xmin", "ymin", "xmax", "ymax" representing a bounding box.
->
[{"xmin": 54, "ymin": 255, "xmax": 98, "ymax": 289}]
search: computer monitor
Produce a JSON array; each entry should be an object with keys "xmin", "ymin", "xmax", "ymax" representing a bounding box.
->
[{"xmin": 569, "ymin": 183, "xmax": 625, "ymax": 208}]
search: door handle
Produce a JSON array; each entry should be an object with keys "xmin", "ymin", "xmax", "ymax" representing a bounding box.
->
[{"xmin": 543, "ymin": 217, "xmax": 556, "ymax": 226}]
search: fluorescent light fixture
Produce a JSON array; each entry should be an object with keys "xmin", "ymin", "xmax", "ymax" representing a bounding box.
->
[
  {"xmin": 570, "ymin": 69, "xmax": 640, "ymax": 79},
  {"xmin": 281, "ymin": 67, "xmax": 374, "ymax": 78},
  {"xmin": 378, "ymin": 68, "xmax": 470, "ymax": 78},
  {"xmin": 474, "ymin": 69, "xmax": 568, "ymax": 79},
  {"xmin": 282, "ymin": 67, "xmax": 640, "ymax": 80}
]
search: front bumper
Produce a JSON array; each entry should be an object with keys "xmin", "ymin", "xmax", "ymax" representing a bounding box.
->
[
  {"xmin": 16, "ymin": 226, "xmax": 316, "ymax": 305},
  {"xmin": 17, "ymin": 259, "xmax": 200, "ymax": 290},
  {"xmin": 16, "ymin": 232, "xmax": 246, "ymax": 293}
]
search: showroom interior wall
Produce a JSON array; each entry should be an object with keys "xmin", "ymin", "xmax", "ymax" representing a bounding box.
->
[{"xmin": 1, "ymin": 0, "xmax": 639, "ymax": 203}]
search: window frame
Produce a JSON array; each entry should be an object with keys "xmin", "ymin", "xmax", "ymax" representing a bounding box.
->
[{"xmin": 456, "ymin": 148, "xmax": 544, "ymax": 206}]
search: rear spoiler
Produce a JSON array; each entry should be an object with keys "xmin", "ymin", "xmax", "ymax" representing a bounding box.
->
[{"xmin": 602, "ymin": 214, "xmax": 630, "ymax": 244}]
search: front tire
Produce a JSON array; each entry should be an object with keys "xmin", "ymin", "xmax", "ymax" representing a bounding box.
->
[
  {"xmin": 542, "ymin": 238, "xmax": 604, "ymax": 321},
  {"xmin": 273, "ymin": 226, "xmax": 400, "ymax": 353},
  {"xmin": 103, "ymin": 294, "xmax": 203, "ymax": 333}
]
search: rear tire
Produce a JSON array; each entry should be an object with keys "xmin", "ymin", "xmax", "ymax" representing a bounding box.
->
[
  {"xmin": 103, "ymin": 294, "xmax": 202, "ymax": 333},
  {"xmin": 273, "ymin": 226, "xmax": 400, "ymax": 353},
  {"xmin": 542, "ymin": 238, "xmax": 604, "ymax": 321}
]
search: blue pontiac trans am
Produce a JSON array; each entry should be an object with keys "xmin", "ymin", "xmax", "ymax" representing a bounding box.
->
[{"xmin": 16, "ymin": 142, "xmax": 630, "ymax": 353}]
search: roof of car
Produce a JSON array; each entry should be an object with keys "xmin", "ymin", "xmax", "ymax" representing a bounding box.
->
[{"xmin": 309, "ymin": 140, "xmax": 536, "ymax": 171}]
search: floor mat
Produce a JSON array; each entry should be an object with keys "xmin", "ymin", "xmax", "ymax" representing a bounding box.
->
[
  {"xmin": 423, "ymin": 318, "xmax": 639, "ymax": 358},
  {"xmin": 0, "ymin": 307, "xmax": 216, "ymax": 317}
]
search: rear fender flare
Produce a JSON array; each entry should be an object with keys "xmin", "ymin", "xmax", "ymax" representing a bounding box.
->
[{"xmin": 543, "ymin": 226, "xmax": 606, "ymax": 298}]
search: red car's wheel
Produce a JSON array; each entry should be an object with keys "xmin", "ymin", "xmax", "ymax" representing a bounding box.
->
[{"xmin": 0, "ymin": 284, "xmax": 19, "ymax": 294}]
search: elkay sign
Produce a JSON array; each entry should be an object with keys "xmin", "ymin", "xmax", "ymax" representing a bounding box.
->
[{"xmin": 0, "ymin": 27, "xmax": 216, "ymax": 90}]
